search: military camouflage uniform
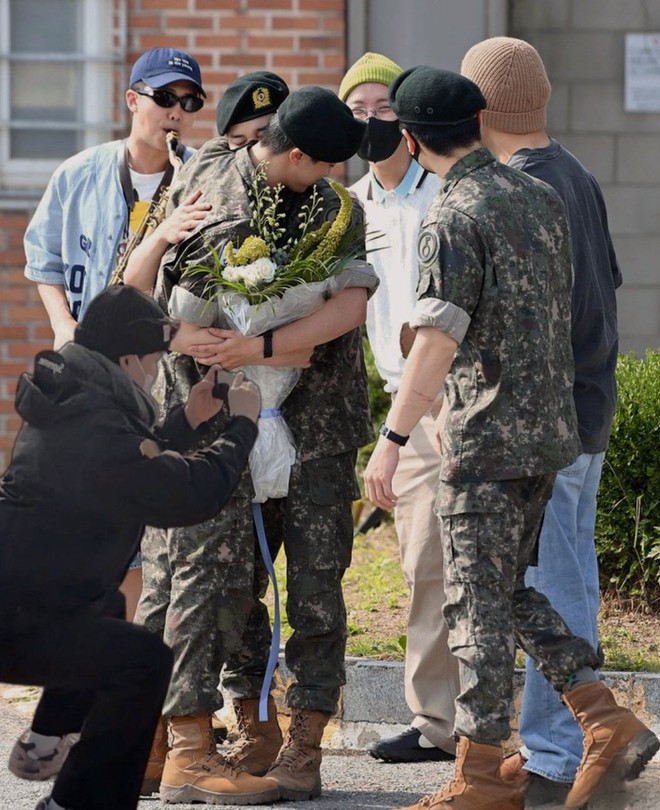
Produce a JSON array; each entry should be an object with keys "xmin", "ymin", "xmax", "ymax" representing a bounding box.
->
[
  {"xmin": 410, "ymin": 148, "xmax": 598, "ymax": 744},
  {"xmin": 136, "ymin": 139, "xmax": 374, "ymax": 717}
]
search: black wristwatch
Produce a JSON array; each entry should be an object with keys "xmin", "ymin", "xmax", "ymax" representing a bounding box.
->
[
  {"xmin": 263, "ymin": 329, "xmax": 273, "ymax": 359},
  {"xmin": 379, "ymin": 422, "xmax": 409, "ymax": 447}
]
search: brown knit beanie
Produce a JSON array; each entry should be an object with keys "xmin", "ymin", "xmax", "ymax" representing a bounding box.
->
[{"xmin": 461, "ymin": 37, "xmax": 550, "ymax": 134}]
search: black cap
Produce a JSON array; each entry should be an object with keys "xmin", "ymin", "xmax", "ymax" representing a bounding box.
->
[
  {"xmin": 389, "ymin": 66, "xmax": 486, "ymax": 127},
  {"xmin": 277, "ymin": 86, "xmax": 367, "ymax": 163},
  {"xmin": 216, "ymin": 71, "xmax": 289, "ymax": 135},
  {"xmin": 74, "ymin": 286, "xmax": 178, "ymax": 363}
]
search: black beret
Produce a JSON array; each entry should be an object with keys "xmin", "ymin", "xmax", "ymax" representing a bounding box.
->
[
  {"xmin": 277, "ymin": 86, "xmax": 367, "ymax": 163},
  {"xmin": 216, "ymin": 71, "xmax": 289, "ymax": 135},
  {"xmin": 389, "ymin": 66, "xmax": 486, "ymax": 127},
  {"xmin": 74, "ymin": 286, "xmax": 177, "ymax": 363}
]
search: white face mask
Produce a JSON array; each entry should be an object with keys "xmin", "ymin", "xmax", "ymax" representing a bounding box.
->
[
  {"xmin": 138, "ymin": 359, "xmax": 156, "ymax": 394},
  {"xmin": 122, "ymin": 355, "xmax": 156, "ymax": 394}
]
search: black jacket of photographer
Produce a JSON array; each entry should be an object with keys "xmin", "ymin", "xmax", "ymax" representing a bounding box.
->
[{"xmin": 0, "ymin": 342, "xmax": 257, "ymax": 618}]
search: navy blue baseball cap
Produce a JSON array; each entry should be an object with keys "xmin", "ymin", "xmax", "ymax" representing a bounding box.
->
[{"xmin": 129, "ymin": 47, "xmax": 206, "ymax": 97}]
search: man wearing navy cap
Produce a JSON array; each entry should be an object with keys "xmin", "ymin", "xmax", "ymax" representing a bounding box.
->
[
  {"xmin": 23, "ymin": 46, "xmax": 206, "ymax": 622},
  {"xmin": 364, "ymin": 66, "xmax": 658, "ymax": 810}
]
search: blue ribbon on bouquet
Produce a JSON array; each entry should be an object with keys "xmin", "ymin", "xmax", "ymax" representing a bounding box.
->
[
  {"xmin": 251, "ymin": 406, "xmax": 283, "ymax": 722},
  {"xmin": 251, "ymin": 502, "xmax": 281, "ymax": 723}
]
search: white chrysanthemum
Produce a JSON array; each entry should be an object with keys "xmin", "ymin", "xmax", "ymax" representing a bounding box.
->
[{"xmin": 223, "ymin": 257, "xmax": 277, "ymax": 288}]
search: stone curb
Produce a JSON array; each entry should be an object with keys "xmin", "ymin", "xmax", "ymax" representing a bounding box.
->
[{"xmin": 226, "ymin": 657, "xmax": 660, "ymax": 757}]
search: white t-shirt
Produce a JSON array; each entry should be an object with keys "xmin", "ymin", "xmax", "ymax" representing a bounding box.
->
[
  {"xmin": 128, "ymin": 168, "xmax": 165, "ymax": 235},
  {"xmin": 351, "ymin": 160, "xmax": 439, "ymax": 393}
]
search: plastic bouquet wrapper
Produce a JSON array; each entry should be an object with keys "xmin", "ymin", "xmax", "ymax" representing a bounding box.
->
[
  {"xmin": 171, "ymin": 162, "xmax": 379, "ymax": 502},
  {"xmin": 171, "ymin": 265, "xmax": 373, "ymax": 502}
]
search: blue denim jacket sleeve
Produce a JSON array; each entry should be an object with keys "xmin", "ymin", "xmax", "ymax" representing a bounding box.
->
[{"xmin": 24, "ymin": 141, "xmax": 196, "ymax": 320}]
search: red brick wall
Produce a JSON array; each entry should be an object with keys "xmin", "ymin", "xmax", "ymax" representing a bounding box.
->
[
  {"xmin": 0, "ymin": 211, "xmax": 50, "ymax": 465},
  {"xmin": 128, "ymin": 0, "xmax": 348, "ymax": 148},
  {"xmin": 0, "ymin": 0, "xmax": 348, "ymax": 469}
]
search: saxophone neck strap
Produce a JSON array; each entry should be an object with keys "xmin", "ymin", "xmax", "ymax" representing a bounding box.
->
[{"xmin": 118, "ymin": 139, "xmax": 178, "ymax": 213}]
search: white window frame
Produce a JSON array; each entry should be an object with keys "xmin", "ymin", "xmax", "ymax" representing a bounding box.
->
[{"xmin": 0, "ymin": 0, "xmax": 126, "ymax": 190}]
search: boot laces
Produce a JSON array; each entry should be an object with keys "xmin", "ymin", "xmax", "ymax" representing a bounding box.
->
[
  {"xmin": 227, "ymin": 703, "xmax": 255, "ymax": 761},
  {"xmin": 206, "ymin": 746, "xmax": 244, "ymax": 777},
  {"xmin": 272, "ymin": 712, "xmax": 311, "ymax": 771},
  {"xmin": 234, "ymin": 703, "xmax": 251, "ymax": 739}
]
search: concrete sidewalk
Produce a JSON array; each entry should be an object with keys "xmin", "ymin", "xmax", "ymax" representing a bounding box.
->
[{"xmin": 2, "ymin": 661, "xmax": 660, "ymax": 810}]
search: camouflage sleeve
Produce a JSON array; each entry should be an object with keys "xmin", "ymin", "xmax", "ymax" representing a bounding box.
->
[{"xmin": 411, "ymin": 208, "xmax": 486, "ymax": 343}]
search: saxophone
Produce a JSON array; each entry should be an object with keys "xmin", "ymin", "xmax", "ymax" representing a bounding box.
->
[{"xmin": 109, "ymin": 130, "xmax": 183, "ymax": 286}]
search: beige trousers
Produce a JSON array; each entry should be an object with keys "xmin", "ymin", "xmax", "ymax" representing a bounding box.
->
[{"xmin": 392, "ymin": 408, "xmax": 460, "ymax": 754}]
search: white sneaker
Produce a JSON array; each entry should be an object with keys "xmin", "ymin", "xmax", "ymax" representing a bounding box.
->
[{"xmin": 9, "ymin": 728, "xmax": 79, "ymax": 781}]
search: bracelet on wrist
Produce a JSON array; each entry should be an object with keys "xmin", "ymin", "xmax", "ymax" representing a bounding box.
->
[
  {"xmin": 379, "ymin": 422, "xmax": 409, "ymax": 447},
  {"xmin": 262, "ymin": 329, "xmax": 273, "ymax": 359}
]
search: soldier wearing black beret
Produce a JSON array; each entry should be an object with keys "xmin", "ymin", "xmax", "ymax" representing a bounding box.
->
[
  {"xmin": 364, "ymin": 66, "xmax": 653, "ymax": 810},
  {"xmin": 276, "ymin": 85, "xmax": 367, "ymax": 164},
  {"xmin": 129, "ymin": 84, "xmax": 377, "ymax": 804},
  {"xmin": 388, "ymin": 66, "xmax": 486, "ymax": 157},
  {"xmin": 216, "ymin": 71, "xmax": 289, "ymax": 149}
]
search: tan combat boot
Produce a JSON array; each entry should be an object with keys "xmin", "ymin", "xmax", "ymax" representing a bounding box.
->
[
  {"xmin": 395, "ymin": 737, "xmax": 524, "ymax": 810},
  {"xmin": 266, "ymin": 708, "xmax": 329, "ymax": 801},
  {"xmin": 562, "ymin": 680, "xmax": 660, "ymax": 808},
  {"xmin": 225, "ymin": 697, "xmax": 283, "ymax": 776},
  {"xmin": 141, "ymin": 716, "xmax": 169, "ymax": 795},
  {"xmin": 159, "ymin": 713, "xmax": 279, "ymax": 805}
]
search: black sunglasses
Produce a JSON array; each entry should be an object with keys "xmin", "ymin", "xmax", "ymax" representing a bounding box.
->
[{"xmin": 135, "ymin": 86, "xmax": 204, "ymax": 113}]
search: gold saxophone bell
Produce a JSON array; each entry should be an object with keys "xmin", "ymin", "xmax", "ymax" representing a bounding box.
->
[{"xmin": 109, "ymin": 131, "xmax": 183, "ymax": 286}]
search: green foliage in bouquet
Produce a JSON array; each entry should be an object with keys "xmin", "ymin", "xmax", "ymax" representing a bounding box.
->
[
  {"xmin": 596, "ymin": 350, "xmax": 660, "ymax": 606},
  {"xmin": 184, "ymin": 161, "xmax": 366, "ymax": 305}
]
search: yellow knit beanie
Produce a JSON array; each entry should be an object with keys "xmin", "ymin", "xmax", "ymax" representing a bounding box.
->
[
  {"xmin": 461, "ymin": 37, "xmax": 551, "ymax": 134},
  {"xmin": 338, "ymin": 52, "xmax": 403, "ymax": 102}
]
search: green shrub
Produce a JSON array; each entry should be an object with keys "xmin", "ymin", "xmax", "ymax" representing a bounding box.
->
[{"xmin": 596, "ymin": 350, "xmax": 660, "ymax": 605}]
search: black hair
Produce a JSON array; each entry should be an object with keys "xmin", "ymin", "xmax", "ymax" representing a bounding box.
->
[
  {"xmin": 258, "ymin": 114, "xmax": 296, "ymax": 155},
  {"xmin": 405, "ymin": 117, "xmax": 481, "ymax": 158}
]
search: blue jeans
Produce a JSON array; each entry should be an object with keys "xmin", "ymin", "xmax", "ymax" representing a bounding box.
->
[{"xmin": 521, "ymin": 452, "xmax": 605, "ymax": 783}]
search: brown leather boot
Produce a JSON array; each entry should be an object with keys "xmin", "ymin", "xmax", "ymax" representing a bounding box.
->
[
  {"xmin": 500, "ymin": 750, "xmax": 527, "ymax": 787},
  {"xmin": 141, "ymin": 716, "xmax": 169, "ymax": 795},
  {"xmin": 159, "ymin": 714, "xmax": 279, "ymax": 805},
  {"xmin": 395, "ymin": 737, "xmax": 524, "ymax": 809},
  {"xmin": 225, "ymin": 697, "xmax": 283, "ymax": 776},
  {"xmin": 266, "ymin": 708, "xmax": 329, "ymax": 801},
  {"xmin": 562, "ymin": 680, "xmax": 660, "ymax": 808}
]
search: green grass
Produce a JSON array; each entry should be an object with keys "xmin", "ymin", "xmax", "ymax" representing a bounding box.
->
[{"xmin": 266, "ymin": 515, "xmax": 660, "ymax": 671}]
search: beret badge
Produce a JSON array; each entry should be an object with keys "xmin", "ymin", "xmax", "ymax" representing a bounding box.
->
[{"xmin": 252, "ymin": 86, "xmax": 272, "ymax": 111}]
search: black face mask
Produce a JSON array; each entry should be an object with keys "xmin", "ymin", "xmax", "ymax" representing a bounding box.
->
[{"xmin": 357, "ymin": 117, "xmax": 402, "ymax": 163}]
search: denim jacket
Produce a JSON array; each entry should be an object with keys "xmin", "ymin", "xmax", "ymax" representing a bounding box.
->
[{"xmin": 24, "ymin": 140, "xmax": 194, "ymax": 320}]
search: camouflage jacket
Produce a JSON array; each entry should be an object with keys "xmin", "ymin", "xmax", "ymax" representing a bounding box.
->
[
  {"xmin": 153, "ymin": 138, "xmax": 374, "ymax": 463},
  {"xmin": 412, "ymin": 147, "xmax": 580, "ymax": 482}
]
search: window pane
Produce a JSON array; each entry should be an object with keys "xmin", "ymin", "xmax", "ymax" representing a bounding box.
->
[
  {"xmin": 10, "ymin": 0, "xmax": 79, "ymax": 53},
  {"xmin": 10, "ymin": 128, "xmax": 80, "ymax": 159},
  {"xmin": 11, "ymin": 62, "xmax": 80, "ymax": 123},
  {"xmin": 10, "ymin": 61, "xmax": 81, "ymax": 159}
]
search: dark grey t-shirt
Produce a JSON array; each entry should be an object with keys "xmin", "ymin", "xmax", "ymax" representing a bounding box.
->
[{"xmin": 509, "ymin": 138, "xmax": 622, "ymax": 454}]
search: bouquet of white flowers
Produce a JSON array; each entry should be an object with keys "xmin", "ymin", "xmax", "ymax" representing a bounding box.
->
[{"xmin": 170, "ymin": 161, "xmax": 377, "ymax": 503}]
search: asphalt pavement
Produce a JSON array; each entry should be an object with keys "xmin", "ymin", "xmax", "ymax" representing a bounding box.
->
[{"xmin": 1, "ymin": 687, "xmax": 659, "ymax": 810}]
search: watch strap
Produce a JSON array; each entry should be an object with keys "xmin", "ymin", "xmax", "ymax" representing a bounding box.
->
[
  {"xmin": 379, "ymin": 422, "xmax": 409, "ymax": 446},
  {"xmin": 263, "ymin": 329, "xmax": 273, "ymax": 359}
]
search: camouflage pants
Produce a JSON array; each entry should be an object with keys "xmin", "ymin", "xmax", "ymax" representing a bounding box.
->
[
  {"xmin": 136, "ymin": 452, "xmax": 358, "ymax": 717},
  {"xmin": 222, "ymin": 451, "xmax": 359, "ymax": 715},
  {"xmin": 436, "ymin": 475, "xmax": 600, "ymax": 745},
  {"xmin": 136, "ymin": 469, "xmax": 257, "ymax": 717}
]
